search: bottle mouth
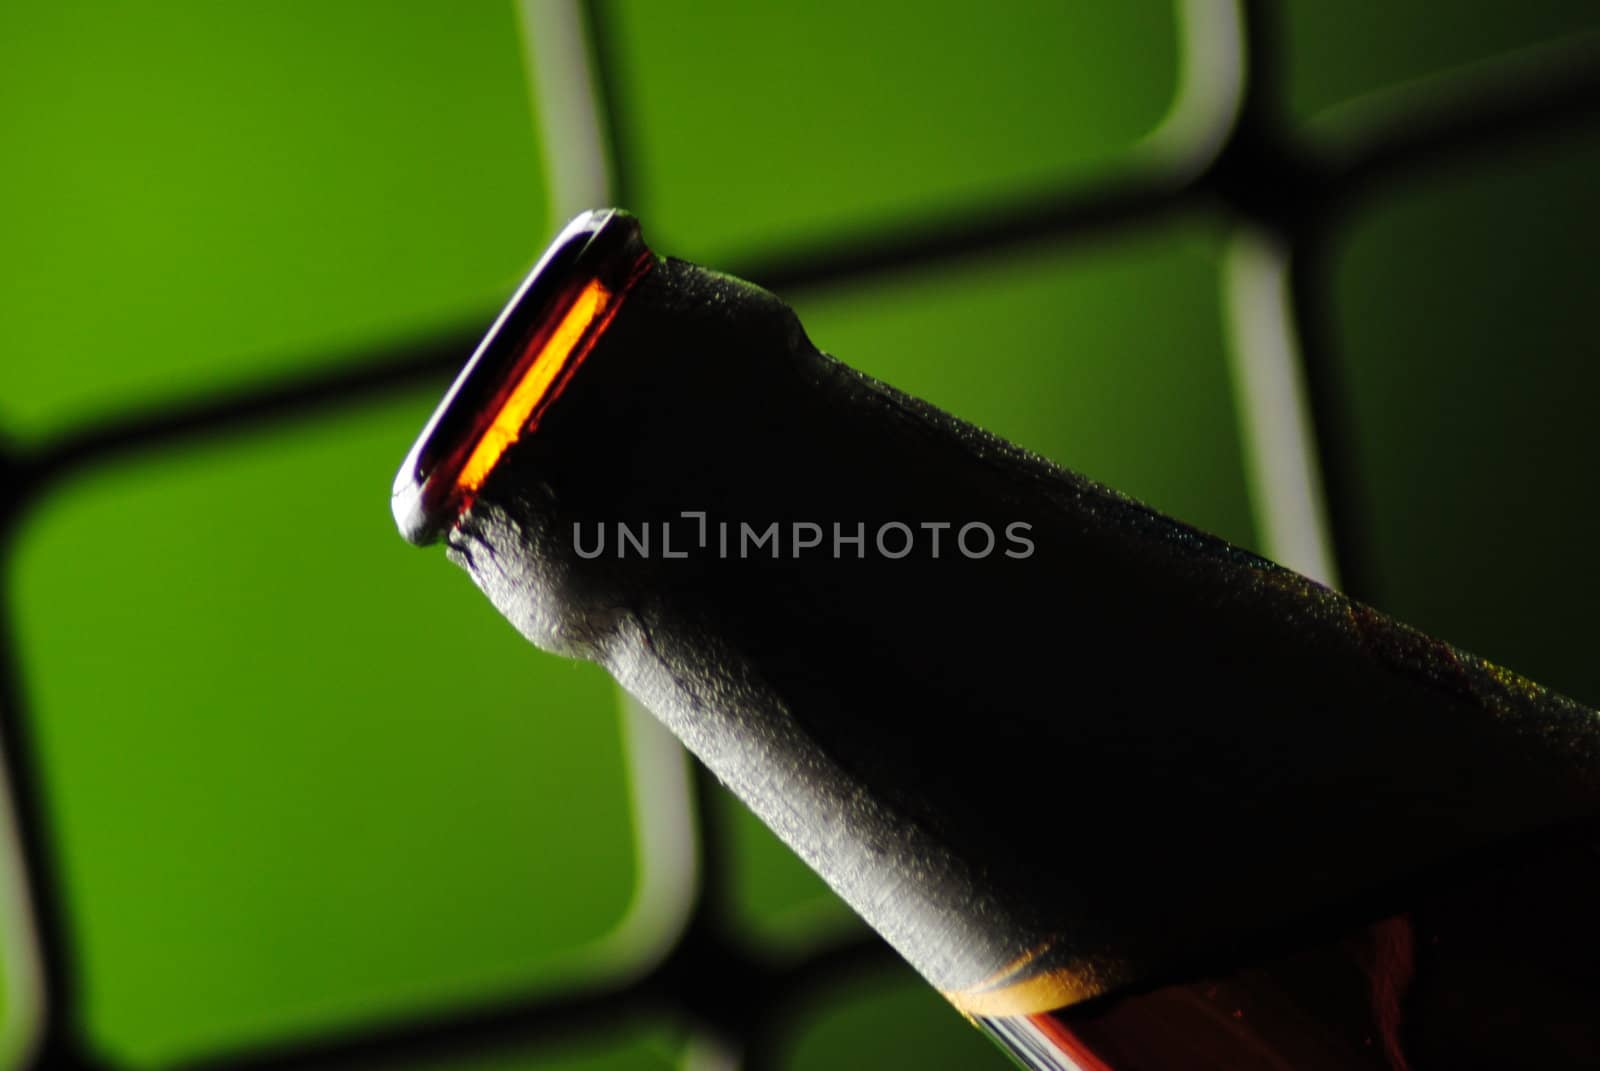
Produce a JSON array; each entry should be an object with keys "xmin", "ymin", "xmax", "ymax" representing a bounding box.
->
[{"xmin": 391, "ymin": 208, "xmax": 655, "ymax": 546}]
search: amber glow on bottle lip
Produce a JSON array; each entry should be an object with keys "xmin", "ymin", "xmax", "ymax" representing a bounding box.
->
[
  {"xmin": 452, "ymin": 278, "xmax": 614, "ymax": 498},
  {"xmin": 392, "ymin": 209, "xmax": 653, "ymax": 546}
]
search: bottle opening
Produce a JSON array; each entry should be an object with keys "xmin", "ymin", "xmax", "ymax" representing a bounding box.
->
[{"xmin": 391, "ymin": 208, "xmax": 654, "ymax": 545}]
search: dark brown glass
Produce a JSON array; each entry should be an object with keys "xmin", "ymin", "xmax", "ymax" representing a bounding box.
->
[
  {"xmin": 979, "ymin": 819, "xmax": 1600, "ymax": 1069},
  {"xmin": 394, "ymin": 211, "xmax": 1600, "ymax": 1071}
]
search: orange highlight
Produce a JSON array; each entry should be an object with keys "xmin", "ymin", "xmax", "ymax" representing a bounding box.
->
[
  {"xmin": 944, "ymin": 966, "xmax": 1100, "ymax": 1018},
  {"xmin": 456, "ymin": 279, "xmax": 611, "ymax": 495}
]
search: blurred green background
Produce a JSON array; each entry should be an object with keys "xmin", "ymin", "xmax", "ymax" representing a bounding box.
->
[{"xmin": 1, "ymin": 1, "xmax": 1596, "ymax": 1068}]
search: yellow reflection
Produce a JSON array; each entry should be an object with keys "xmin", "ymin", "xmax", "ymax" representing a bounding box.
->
[{"xmin": 457, "ymin": 279, "xmax": 610, "ymax": 494}]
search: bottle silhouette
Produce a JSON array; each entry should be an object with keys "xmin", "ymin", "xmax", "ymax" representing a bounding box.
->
[{"xmin": 393, "ymin": 211, "xmax": 1600, "ymax": 1070}]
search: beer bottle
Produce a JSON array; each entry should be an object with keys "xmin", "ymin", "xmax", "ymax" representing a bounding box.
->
[{"xmin": 392, "ymin": 210, "xmax": 1599, "ymax": 1070}]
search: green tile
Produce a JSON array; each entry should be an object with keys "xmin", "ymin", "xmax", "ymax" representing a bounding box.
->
[
  {"xmin": 781, "ymin": 968, "xmax": 1008, "ymax": 1071},
  {"xmin": 11, "ymin": 392, "xmax": 642, "ymax": 1067},
  {"xmin": 792, "ymin": 220, "xmax": 1257, "ymax": 550},
  {"xmin": 605, "ymin": 0, "xmax": 1179, "ymax": 262},
  {"xmin": 1282, "ymin": 0, "xmax": 1600, "ymax": 120},
  {"xmin": 0, "ymin": 0, "xmax": 548, "ymax": 438},
  {"xmin": 1330, "ymin": 141, "xmax": 1600, "ymax": 708}
]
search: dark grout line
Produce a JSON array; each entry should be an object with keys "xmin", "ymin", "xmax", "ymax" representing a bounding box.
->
[
  {"xmin": 1212, "ymin": 0, "xmax": 1364, "ymax": 600},
  {"xmin": 743, "ymin": 933, "xmax": 903, "ymax": 1071},
  {"xmin": 732, "ymin": 176, "xmax": 1198, "ymax": 298},
  {"xmin": 23, "ymin": 325, "xmax": 483, "ymax": 504},
  {"xmin": 685, "ymin": 763, "xmax": 732, "ymax": 931},
  {"xmin": 162, "ymin": 928, "xmax": 902, "ymax": 1069},
  {"xmin": 171, "ymin": 979, "xmax": 656, "ymax": 1071},
  {"xmin": 1332, "ymin": 37, "xmax": 1600, "ymax": 200}
]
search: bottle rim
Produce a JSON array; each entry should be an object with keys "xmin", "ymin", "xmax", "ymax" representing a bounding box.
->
[{"xmin": 391, "ymin": 208, "xmax": 653, "ymax": 546}]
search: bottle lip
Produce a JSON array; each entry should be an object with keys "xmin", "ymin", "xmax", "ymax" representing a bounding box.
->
[{"xmin": 391, "ymin": 208, "xmax": 653, "ymax": 546}]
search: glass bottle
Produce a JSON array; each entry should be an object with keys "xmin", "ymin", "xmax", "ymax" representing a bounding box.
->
[{"xmin": 392, "ymin": 210, "xmax": 1600, "ymax": 1070}]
